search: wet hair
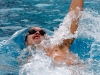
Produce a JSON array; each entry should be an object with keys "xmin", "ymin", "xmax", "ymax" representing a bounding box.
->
[{"xmin": 25, "ymin": 34, "xmax": 28, "ymax": 42}]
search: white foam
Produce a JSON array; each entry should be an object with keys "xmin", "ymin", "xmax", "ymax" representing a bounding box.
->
[
  {"xmin": 19, "ymin": 8, "xmax": 100, "ymax": 75},
  {"xmin": 19, "ymin": 49, "xmax": 72, "ymax": 75},
  {"xmin": 41, "ymin": 10, "xmax": 81, "ymax": 48}
]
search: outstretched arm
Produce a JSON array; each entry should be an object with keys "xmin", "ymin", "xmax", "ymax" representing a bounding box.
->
[
  {"xmin": 69, "ymin": 0, "xmax": 84, "ymax": 34},
  {"xmin": 63, "ymin": 0, "xmax": 84, "ymax": 48}
]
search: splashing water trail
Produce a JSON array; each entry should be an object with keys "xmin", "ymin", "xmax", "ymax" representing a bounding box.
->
[{"xmin": 19, "ymin": 9, "xmax": 100, "ymax": 75}]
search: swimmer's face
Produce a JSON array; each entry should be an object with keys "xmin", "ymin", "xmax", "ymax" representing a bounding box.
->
[{"xmin": 25, "ymin": 27, "xmax": 46, "ymax": 46}]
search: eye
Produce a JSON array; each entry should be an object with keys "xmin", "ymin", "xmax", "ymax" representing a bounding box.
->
[
  {"xmin": 28, "ymin": 29, "xmax": 36, "ymax": 34},
  {"xmin": 40, "ymin": 30, "xmax": 46, "ymax": 35}
]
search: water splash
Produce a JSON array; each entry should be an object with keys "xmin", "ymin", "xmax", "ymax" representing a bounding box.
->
[
  {"xmin": 19, "ymin": 9, "xmax": 100, "ymax": 75},
  {"xmin": 41, "ymin": 10, "xmax": 82, "ymax": 49},
  {"xmin": 19, "ymin": 49, "xmax": 75, "ymax": 75}
]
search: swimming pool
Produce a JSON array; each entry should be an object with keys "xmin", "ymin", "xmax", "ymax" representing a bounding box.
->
[{"xmin": 0, "ymin": 0, "xmax": 100, "ymax": 75}]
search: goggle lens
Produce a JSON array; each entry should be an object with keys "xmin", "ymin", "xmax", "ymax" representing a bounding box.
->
[{"xmin": 28, "ymin": 29, "xmax": 46, "ymax": 36}]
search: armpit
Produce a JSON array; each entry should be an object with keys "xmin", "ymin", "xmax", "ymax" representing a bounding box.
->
[{"xmin": 63, "ymin": 39, "xmax": 74, "ymax": 48}]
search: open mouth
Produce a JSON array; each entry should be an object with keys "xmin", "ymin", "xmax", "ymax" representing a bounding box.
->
[{"xmin": 33, "ymin": 36, "xmax": 40, "ymax": 39}]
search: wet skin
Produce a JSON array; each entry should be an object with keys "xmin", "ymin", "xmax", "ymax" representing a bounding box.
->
[
  {"xmin": 26, "ymin": 27, "xmax": 45, "ymax": 46},
  {"xmin": 26, "ymin": 0, "xmax": 84, "ymax": 65},
  {"xmin": 26, "ymin": 27, "xmax": 77, "ymax": 65}
]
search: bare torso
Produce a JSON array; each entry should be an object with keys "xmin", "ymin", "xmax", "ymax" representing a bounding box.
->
[{"xmin": 44, "ymin": 39, "xmax": 79, "ymax": 66}]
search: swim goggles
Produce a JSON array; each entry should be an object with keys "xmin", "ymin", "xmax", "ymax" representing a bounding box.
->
[{"xmin": 28, "ymin": 29, "xmax": 46, "ymax": 36}]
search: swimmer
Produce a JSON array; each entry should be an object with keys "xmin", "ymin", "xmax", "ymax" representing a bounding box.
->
[{"xmin": 24, "ymin": 0, "xmax": 84, "ymax": 66}]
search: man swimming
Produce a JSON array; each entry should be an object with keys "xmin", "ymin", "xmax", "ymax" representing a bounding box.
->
[{"xmin": 24, "ymin": 0, "xmax": 84, "ymax": 66}]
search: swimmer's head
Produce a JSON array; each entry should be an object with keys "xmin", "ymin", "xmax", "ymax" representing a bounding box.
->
[{"xmin": 25, "ymin": 26, "xmax": 46, "ymax": 46}]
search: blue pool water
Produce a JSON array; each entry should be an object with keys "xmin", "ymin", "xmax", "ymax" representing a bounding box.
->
[{"xmin": 0, "ymin": 0, "xmax": 100, "ymax": 75}]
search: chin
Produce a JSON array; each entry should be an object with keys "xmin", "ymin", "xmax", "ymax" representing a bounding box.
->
[{"xmin": 35, "ymin": 40, "xmax": 41, "ymax": 44}]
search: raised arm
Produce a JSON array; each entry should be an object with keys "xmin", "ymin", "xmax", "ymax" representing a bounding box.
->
[
  {"xmin": 48, "ymin": 0, "xmax": 84, "ymax": 48},
  {"xmin": 69, "ymin": 0, "xmax": 84, "ymax": 34},
  {"xmin": 63, "ymin": 0, "xmax": 84, "ymax": 48}
]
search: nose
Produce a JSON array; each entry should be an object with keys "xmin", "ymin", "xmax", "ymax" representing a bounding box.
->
[{"xmin": 35, "ymin": 31, "xmax": 40, "ymax": 35}]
